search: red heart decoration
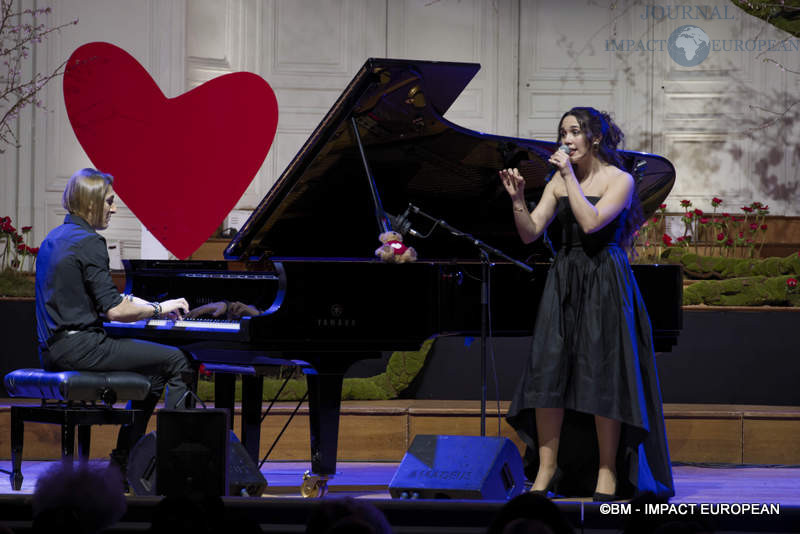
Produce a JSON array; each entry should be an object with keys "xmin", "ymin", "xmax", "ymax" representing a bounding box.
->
[{"xmin": 63, "ymin": 42, "xmax": 278, "ymax": 259}]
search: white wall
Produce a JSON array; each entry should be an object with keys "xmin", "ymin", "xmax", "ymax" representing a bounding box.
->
[{"xmin": 3, "ymin": 0, "xmax": 798, "ymax": 259}]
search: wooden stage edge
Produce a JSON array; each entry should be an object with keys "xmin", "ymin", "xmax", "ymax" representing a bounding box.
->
[{"xmin": 1, "ymin": 400, "xmax": 799, "ymax": 467}]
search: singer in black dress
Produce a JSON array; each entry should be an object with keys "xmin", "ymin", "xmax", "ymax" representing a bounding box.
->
[{"xmin": 499, "ymin": 107, "xmax": 674, "ymax": 500}]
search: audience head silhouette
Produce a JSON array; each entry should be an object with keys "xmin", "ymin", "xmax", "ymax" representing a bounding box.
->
[
  {"xmin": 487, "ymin": 492, "xmax": 574, "ymax": 534},
  {"xmin": 32, "ymin": 460, "xmax": 126, "ymax": 534},
  {"xmin": 305, "ymin": 497, "xmax": 392, "ymax": 534}
]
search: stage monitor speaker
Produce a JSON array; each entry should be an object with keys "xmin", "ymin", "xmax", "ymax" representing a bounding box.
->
[
  {"xmin": 388, "ymin": 435, "xmax": 525, "ymax": 500},
  {"xmin": 128, "ymin": 410, "xmax": 267, "ymax": 497},
  {"xmin": 157, "ymin": 409, "xmax": 228, "ymax": 497},
  {"xmin": 227, "ymin": 432, "xmax": 269, "ymax": 497}
]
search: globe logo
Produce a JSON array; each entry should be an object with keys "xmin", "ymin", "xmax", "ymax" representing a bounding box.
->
[{"xmin": 668, "ymin": 25, "xmax": 710, "ymax": 67}]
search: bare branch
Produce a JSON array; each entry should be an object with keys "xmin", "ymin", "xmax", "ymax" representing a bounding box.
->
[
  {"xmin": 743, "ymin": 100, "xmax": 800, "ymax": 132},
  {"xmin": 762, "ymin": 56, "xmax": 800, "ymax": 75},
  {"xmin": 0, "ymin": 0, "xmax": 77, "ymax": 152}
]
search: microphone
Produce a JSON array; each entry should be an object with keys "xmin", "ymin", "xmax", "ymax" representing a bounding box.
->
[
  {"xmin": 387, "ymin": 206, "xmax": 420, "ymax": 238},
  {"xmin": 543, "ymin": 144, "xmax": 570, "ymax": 182}
]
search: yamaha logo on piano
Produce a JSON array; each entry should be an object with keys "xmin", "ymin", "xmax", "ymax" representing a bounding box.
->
[{"xmin": 316, "ymin": 304, "xmax": 357, "ymax": 328}]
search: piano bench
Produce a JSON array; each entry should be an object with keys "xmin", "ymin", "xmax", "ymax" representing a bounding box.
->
[{"xmin": 2, "ymin": 368, "xmax": 150, "ymax": 491}]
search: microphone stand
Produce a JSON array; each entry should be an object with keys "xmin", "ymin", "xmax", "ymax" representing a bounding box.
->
[{"xmin": 407, "ymin": 204, "xmax": 532, "ymax": 436}]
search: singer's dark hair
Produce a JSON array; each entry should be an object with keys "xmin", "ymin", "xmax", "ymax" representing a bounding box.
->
[{"xmin": 557, "ymin": 107, "xmax": 643, "ymax": 251}]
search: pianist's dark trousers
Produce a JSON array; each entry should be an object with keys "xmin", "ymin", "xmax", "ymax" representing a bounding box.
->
[{"xmin": 40, "ymin": 328, "xmax": 191, "ymax": 463}]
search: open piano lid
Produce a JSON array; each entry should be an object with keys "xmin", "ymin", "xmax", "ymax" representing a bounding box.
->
[{"xmin": 226, "ymin": 58, "xmax": 675, "ymax": 262}]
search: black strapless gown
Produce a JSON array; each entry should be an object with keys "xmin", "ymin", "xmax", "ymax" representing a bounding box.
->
[{"xmin": 506, "ymin": 196, "xmax": 675, "ymax": 498}]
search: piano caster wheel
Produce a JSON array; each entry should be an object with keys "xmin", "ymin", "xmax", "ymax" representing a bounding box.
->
[{"xmin": 301, "ymin": 471, "xmax": 330, "ymax": 498}]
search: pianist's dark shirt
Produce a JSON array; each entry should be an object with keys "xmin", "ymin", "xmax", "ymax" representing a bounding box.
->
[{"xmin": 35, "ymin": 213, "xmax": 123, "ymax": 347}]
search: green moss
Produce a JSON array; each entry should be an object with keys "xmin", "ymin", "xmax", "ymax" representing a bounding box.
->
[
  {"xmin": 196, "ymin": 337, "xmax": 435, "ymax": 402},
  {"xmin": 264, "ymin": 376, "xmax": 309, "ymax": 401},
  {"xmin": 0, "ymin": 269, "xmax": 35, "ymax": 297},
  {"xmin": 684, "ymin": 275, "xmax": 800, "ymax": 306},
  {"xmin": 385, "ymin": 339, "xmax": 434, "ymax": 393},
  {"xmin": 660, "ymin": 251, "xmax": 800, "ymax": 280},
  {"xmin": 343, "ymin": 376, "xmax": 393, "ymax": 401}
]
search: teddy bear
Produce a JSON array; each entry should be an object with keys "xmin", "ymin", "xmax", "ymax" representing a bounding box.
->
[{"xmin": 374, "ymin": 231, "xmax": 417, "ymax": 263}]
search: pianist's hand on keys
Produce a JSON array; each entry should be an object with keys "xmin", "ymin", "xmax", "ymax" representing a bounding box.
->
[
  {"xmin": 160, "ymin": 298, "xmax": 190, "ymax": 320},
  {"xmin": 186, "ymin": 301, "xmax": 227, "ymax": 319},
  {"xmin": 186, "ymin": 301, "xmax": 261, "ymax": 320}
]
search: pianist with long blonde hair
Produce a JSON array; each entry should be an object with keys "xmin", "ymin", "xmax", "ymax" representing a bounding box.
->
[
  {"xmin": 35, "ymin": 167, "xmax": 192, "ymax": 486},
  {"xmin": 500, "ymin": 107, "xmax": 674, "ymax": 500}
]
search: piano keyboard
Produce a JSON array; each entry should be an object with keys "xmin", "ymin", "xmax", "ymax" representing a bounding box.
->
[{"xmin": 105, "ymin": 318, "xmax": 241, "ymax": 332}]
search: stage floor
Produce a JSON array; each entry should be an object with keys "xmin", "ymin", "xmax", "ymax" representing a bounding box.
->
[{"xmin": 2, "ymin": 460, "xmax": 798, "ymax": 505}]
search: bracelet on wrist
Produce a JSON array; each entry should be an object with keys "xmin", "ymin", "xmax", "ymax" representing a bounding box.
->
[{"xmin": 149, "ymin": 302, "xmax": 162, "ymax": 319}]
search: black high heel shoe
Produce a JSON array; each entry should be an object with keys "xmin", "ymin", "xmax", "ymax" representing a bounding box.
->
[
  {"xmin": 529, "ymin": 468, "xmax": 562, "ymax": 497},
  {"xmin": 592, "ymin": 491, "xmax": 618, "ymax": 502}
]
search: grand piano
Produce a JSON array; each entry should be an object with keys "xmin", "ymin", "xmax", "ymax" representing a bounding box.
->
[{"xmin": 105, "ymin": 58, "xmax": 681, "ymax": 497}]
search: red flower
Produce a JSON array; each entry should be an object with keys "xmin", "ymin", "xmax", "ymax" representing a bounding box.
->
[
  {"xmin": 21, "ymin": 226, "xmax": 32, "ymax": 233},
  {"xmin": 694, "ymin": 209, "xmax": 704, "ymax": 216},
  {"xmin": 717, "ymin": 233, "xmax": 725, "ymax": 241},
  {"xmin": 676, "ymin": 236, "xmax": 686, "ymax": 243},
  {"xmin": 30, "ymin": 247, "xmax": 39, "ymax": 254},
  {"xmin": 738, "ymin": 231, "xmax": 744, "ymax": 238},
  {"xmin": 749, "ymin": 223, "xmax": 758, "ymax": 231},
  {"xmin": 721, "ymin": 212, "xmax": 730, "ymax": 218},
  {"xmin": 680, "ymin": 199, "xmax": 692, "ymax": 208},
  {"xmin": 659, "ymin": 203, "xmax": 667, "ymax": 210},
  {"xmin": 662, "ymin": 234, "xmax": 673, "ymax": 246},
  {"xmin": 711, "ymin": 197, "xmax": 723, "ymax": 207},
  {"xmin": 700, "ymin": 218, "xmax": 709, "ymax": 224},
  {"xmin": 652, "ymin": 216, "xmax": 659, "ymax": 223},
  {"xmin": 741, "ymin": 206, "xmax": 753, "ymax": 213},
  {"xmin": 761, "ymin": 224, "xmax": 768, "ymax": 231},
  {"xmin": 788, "ymin": 278, "xmax": 798, "ymax": 289},
  {"xmin": 726, "ymin": 238, "xmax": 734, "ymax": 246},
  {"xmin": 751, "ymin": 201, "xmax": 763, "ymax": 209},
  {"xmin": 16, "ymin": 243, "xmax": 25, "ymax": 252}
]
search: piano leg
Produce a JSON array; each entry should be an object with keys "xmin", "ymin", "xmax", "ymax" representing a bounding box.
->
[
  {"xmin": 305, "ymin": 371, "xmax": 344, "ymax": 477},
  {"xmin": 214, "ymin": 374, "xmax": 236, "ymax": 430},
  {"xmin": 241, "ymin": 374, "xmax": 264, "ymax": 462}
]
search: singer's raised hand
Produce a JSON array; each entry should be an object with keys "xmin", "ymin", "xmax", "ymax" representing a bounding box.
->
[
  {"xmin": 548, "ymin": 147, "xmax": 573, "ymax": 177},
  {"xmin": 499, "ymin": 168, "xmax": 525, "ymax": 200}
]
